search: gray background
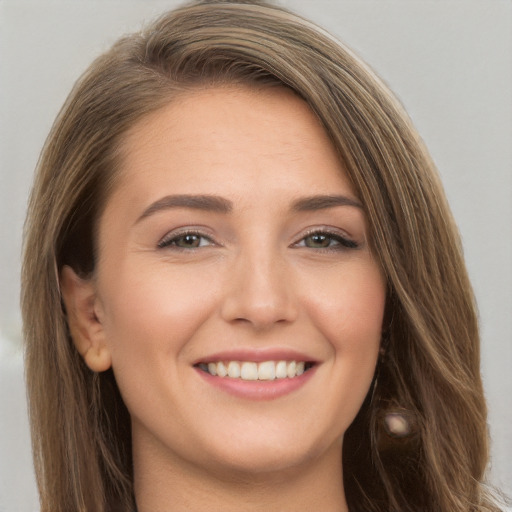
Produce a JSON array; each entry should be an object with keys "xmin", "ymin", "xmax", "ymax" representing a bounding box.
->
[{"xmin": 1, "ymin": 1, "xmax": 510, "ymax": 510}]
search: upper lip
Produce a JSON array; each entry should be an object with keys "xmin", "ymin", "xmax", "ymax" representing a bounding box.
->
[{"xmin": 193, "ymin": 348, "xmax": 319, "ymax": 365}]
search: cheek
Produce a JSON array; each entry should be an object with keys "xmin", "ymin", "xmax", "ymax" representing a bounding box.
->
[
  {"xmin": 305, "ymin": 259, "xmax": 386, "ymax": 351},
  {"xmin": 97, "ymin": 260, "xmax": 221, "ymax": 363},
  {"xmin": 272, "ymin": 259, "xmax": 385, "ymax": 447},
  {"xmin": 95, "ymin": 261, "xmax": 224, "ymax": 428},
  {"xmin": 305, "ymin": 259, "xmax": 385, "ymax": 415}
]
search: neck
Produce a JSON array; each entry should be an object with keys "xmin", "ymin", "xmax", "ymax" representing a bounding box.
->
[{"xmin": 133, "ymin": 435, "xmax": 348, "ymax": 512}]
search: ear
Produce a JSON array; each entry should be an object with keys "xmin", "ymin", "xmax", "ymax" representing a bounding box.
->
[{"xmin": 60, "ymin": 265, "xmax": 112, "ymax": 372}]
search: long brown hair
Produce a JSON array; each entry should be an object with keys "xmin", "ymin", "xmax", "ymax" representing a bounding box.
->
[{"xmin": 22, "ymin": 1, "xmax": 502, "ymax": 510}]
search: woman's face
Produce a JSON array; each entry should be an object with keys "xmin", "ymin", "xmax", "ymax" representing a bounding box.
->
[{"xmin": 92, "ymin": 86, "xmax": 386, "ymax": 477}]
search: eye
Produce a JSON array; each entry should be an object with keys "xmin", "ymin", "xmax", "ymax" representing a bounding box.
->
[
  {"xmin": 294, "ymin": 230, "xmax": 358, "ymax": 250},
  {"xmin": 158, "ymin": 231, "xmax": 214, "ymax": 249}
]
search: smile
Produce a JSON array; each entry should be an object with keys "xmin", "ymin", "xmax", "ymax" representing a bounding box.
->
[{"xmin": 196, "ymin": 360, "xmax": 314, "ymax": 381}]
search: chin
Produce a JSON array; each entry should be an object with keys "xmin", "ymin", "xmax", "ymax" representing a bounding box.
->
[{"xmin": 199, "ymin": 429, "xmax": 338, "ymax": 479}]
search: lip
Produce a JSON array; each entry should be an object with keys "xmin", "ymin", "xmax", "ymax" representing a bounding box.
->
[
  {"xmin": 192, "ymin": 348, "xmax": 318, "ymax": 365},
  {"xmin": 194, "ymin": 364, "xmax": 317, "ymax": 400},
  {"xmin": 193, "ymin": 348, "xmax": 319, "ymax": 401}
]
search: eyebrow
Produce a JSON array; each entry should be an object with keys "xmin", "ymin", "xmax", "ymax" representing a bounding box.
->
[
  {"xmin": 136, "ymin": 193, "xmax": 363, "ymax": 223},
  {"xmin": 136, "ymin": 194, "xmax": 233, "ymax": 223},
  {"xmin": 291, "ymin": 195, "xmax": 363, "ymax": 211}
]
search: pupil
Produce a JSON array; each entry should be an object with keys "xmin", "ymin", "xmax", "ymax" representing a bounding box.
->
[
  {"xmin": 309, "ymin": 234, "xmax": 329, "ymax": 247},
  {"xmin": 181, "ymin": 234, "xmax": 199, "ymax": 247}
]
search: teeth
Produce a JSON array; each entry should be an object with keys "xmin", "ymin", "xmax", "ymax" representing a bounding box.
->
[
  {"xmin": 241, "ymin": 362, "xmax": 258, "ymax": 380},
  {"xmin": 287, "ymin": 361, "xmax": 296, "ymax": 378},
  {"xmin": 275, "ymin": 360, "xmax": 287, "ymax": 379},
  {"xmin": 201, "ymin": 360, "xmax": 310, "ymax": 380},
  {"xmin": 216, "ymin": 361, "xmax": 228, "ymax": 377},
  {"xmin": 258, "ymin": 361, "xmax": 275, "ymax": 380},
  {"xmin": 227, "ymin": 361, "xmax": 241, "ymax": 378},
  {"xmin": 207, "ymin": 362, "xmax": 217, "ymax": 376}
]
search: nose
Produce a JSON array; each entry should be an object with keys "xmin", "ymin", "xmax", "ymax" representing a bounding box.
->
[{"xmin": 220, "ymin": 248, "xmax": 298, "ymax": 331}]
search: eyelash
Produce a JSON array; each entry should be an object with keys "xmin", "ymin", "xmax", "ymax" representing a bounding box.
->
[
  {"xmin": 157, "ymin": 230, "xmax": 215, "ymax": 250},
  {"xmin": 292, "ymin": 229, "xmax": 359, "ymax": 251},
  {"xmin": 157, "ymin": 229, "xmax": 358, "ymax": 251}
]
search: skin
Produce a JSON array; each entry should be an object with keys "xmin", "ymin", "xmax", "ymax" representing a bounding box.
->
[{"xmin": 61, "ymin": 86, "xmax": 386, "ymax": 512}]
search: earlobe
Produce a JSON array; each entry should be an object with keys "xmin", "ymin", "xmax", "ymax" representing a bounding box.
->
[{"xmin": 60, "ymin": 265, "xmax": 112, "ymax": 372}]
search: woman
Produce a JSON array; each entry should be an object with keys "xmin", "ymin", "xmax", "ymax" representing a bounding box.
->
[{"xmin": 21, "ymin": 1, "xmax": 504, "ymax": 511}]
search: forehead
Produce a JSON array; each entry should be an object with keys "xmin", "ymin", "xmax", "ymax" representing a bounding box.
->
[{"xmin": 112, "ymin": 85, "xmax": 356, "ymax": 205}]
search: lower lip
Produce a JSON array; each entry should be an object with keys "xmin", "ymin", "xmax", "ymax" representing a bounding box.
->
[{"xmin": 195, "ymin": 365, "xmax": 317, "ymax": 401}]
